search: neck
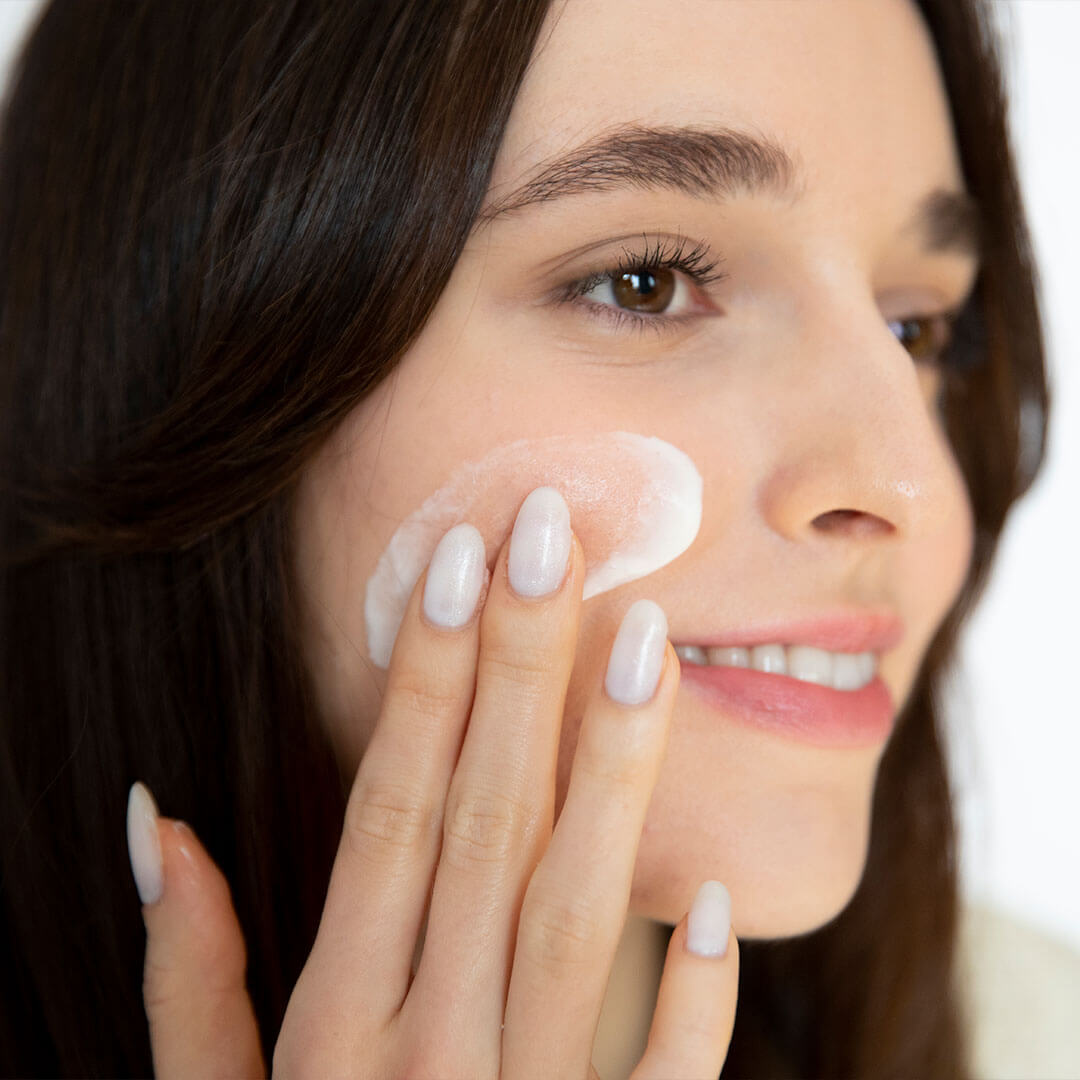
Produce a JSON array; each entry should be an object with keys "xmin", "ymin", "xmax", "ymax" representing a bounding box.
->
[{"xmin": 591, "ymin": 914, "xmax": 671, "ymax": 1080}]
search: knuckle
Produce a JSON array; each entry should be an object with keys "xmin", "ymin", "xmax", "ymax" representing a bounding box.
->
[
  {"xmin": 576, "ymin": 738, "xmax": 653, "ymax": 794},
  {"xmin": 142, "ymin": 959, "xmax": 180, "ymax": 1014},
  {"xmin": 143, "ymin": 938, "xmax": 243, "ymax": 1013},
  {"xmin": 442, "ymin": 786, "xmax": 529, "ymax": 866},
  {"xmin": 386, "ymin": 671, "xmax": 463, "ymax": 724},
  {"xmin": 478, "ymin": 638, "xmax": 557, "ymax": 696},
  {"xmin": 345, "ymin": 779, "xmax": 438, "ymax": 862},
  {"xmin": 143, "ymin": 884, "xmax": 249, "ymax": 1013},
  {"xmin": 399, "ymin": 1036, "xmax": 493, "ymax": 1080},
  {"xmin": 519, "ymin": 885, "xmax": 608, "ymax": 970}
]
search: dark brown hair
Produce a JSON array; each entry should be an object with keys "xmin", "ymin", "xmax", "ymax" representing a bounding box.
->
[{"xmin": 0, "ymin": 0, "xmax": 1047, "ymax": 1075}]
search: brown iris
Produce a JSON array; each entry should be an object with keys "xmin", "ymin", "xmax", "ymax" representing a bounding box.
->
[
  {"xmin": 610, "ymin": 267, "xmax": 676, "ymax": 313},
  {"xmin": 892, "ymin": 316, "xmax": 945, "ymax": 360}
]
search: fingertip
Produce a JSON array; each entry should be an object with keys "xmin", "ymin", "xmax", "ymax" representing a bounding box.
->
[
  {"xmin": 570, "ymin": 528, "xmax": 586, "ymax": 578},
  {"xmin": 662, "ymin": 639, "xmax": 681, "ymax": 691},
  {"xmin": 158, "ymin": 818, "xmax": 206, "ymax": 895},
  {"xmin": 639, "ymin": 893, "xmax": 740, "ymax": 1078},
  {"xmin": 127, "ymin": 781, "xmax": 163, "ymax": 906},
  {"xmin": 668, "ymin": 638, "xmax": 680, "ymax": 670},
  {"xmin": 560, "ymin": 526, "xmax": 588, "ymax": 606},
  {"xmin": 646, "ymin": 625, "xmax": 682, "ymax": 712},
  {"xmin": 686, "ymin": 879, "xmax": 732, "ymax": 959},
  {"xmin": 125, "ymin": 784, "xmax": 223, "ymax": 914},
  {"xmin": 145, "ymin": 815, "xmax": 250, "ymax": 992},
  {"xmin": 136, "ymin": 818, "xmax": 265, "ymax": 1080},
  {"xmin": 155, "ymin": 816, "xmax": 235, "ymax": 926},
  {"xmin": 604, "ymin": 599, "xmax": 670, "ymax": 707}
]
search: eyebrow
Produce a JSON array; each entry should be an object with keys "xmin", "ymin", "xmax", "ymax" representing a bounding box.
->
[{"xmin": 475, "ymin": 124, "xmax": 983, "ymax": 260}]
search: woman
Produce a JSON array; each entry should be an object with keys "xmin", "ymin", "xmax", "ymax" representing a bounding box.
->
[{"xmin": 0, "ymin": 0, "xmax": 1048, "ymax": 1075}]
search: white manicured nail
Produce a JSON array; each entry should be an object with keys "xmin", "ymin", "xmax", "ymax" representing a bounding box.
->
[
  {"xmin": 604, "ymin": 599, "xmax": 668, "ymax": 706},
  {"xmin": 507, "ymin": 487, "xmax": 572, "ymax": 598},
  {"xmin": 686, "ymin": 880, "xmax": 731, "ymax": 958},
  {"xmin": 423, "ymin": 523, "xmax": 486, "ymax": 628},
  {"xmin": 126, "ymin": 781, "xmax": 163, "ymax": 905}
]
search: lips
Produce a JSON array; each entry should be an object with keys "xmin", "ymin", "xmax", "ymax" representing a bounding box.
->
[
  {"xmin": 672, "ymin": 609, "xmax": 905, "ymax": 654},
  {"xmin": 670, "ymin": 609, "xmax": 904, "ymax": 748}
]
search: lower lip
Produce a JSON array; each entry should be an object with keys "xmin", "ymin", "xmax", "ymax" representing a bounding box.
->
[{"xmin": 678, "ymin": 662, "xmax": 895, "ymax": 748}]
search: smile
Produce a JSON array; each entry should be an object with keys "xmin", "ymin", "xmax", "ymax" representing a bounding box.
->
[{"xmin": 673, "ymin": 643, "xmax": 878, "ymax": 693}]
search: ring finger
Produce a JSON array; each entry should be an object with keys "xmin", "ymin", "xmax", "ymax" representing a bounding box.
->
[{"xmin": 501, "ymin": 599, "xmax": 678, "ymax": 1076}]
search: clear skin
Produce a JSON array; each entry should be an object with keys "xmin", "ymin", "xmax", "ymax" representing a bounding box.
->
[
  {"xmin": 294, "ymin": 0, "xmax": 976, "ymax": 933},
  {"xmin": 132, "ymin": 1, "xmax": 980, "ymax": 1075}
]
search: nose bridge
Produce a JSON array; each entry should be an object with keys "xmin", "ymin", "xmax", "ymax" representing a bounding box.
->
[{"xmin": 755, "ymin": 291, "xmax": 960, "ymax": 542}]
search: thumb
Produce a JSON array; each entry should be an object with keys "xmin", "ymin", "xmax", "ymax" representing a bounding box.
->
[{"xmin": 127, "ymin": 781, "xmax": 266, "ymax": 1080}]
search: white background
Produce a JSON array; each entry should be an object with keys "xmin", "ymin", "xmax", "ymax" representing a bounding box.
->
[
  {"xmin": 2, "ymin": 1, "xmax": 1076, "ymax": 948},
  {"xmin": 943, "ymin": 2, "xmax": 1080, "ymax": 952}
]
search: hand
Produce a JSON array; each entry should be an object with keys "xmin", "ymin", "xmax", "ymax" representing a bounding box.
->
[{"xmin": 127, "ymin": 486, "xmax": 739, "ymax": 1078}]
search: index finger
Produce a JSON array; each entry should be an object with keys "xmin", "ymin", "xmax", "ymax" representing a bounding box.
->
[{"xmin": 304, "ymin": 522, "xmax": 489, "ymax": 1020}]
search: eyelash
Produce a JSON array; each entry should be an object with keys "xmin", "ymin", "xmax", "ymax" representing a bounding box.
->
[
  {"xmin": 557, "ymin": 234, "xmax": 977, "ymax": 369},
  {"xmin": 557, "ymin": 234, "xmax": 728, "ymax": 338}
]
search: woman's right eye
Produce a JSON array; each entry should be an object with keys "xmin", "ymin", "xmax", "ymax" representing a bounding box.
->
[
  {"xmin": 578, "ymin": 267, "xmax": 693, "ymax": 318},
  {"xmin": 552, "ymin": 233, "xmax": 729, "ymax": 338}
]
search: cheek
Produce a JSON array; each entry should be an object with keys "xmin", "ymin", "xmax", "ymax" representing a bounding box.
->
[
  {"xmin": 363, "ymin": 431, "xmax": 703, "ymax": 667},
  {"xmin": 907, "ymin": 433, "xmax": 976, "ymax": 629}
]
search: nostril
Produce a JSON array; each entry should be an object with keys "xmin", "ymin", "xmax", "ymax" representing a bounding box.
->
[
  {"xmin": 816, "ymin": 509, "xmax": 860, "ymax": 526},
  {"xmin": 812, "ymin": 509, "xmax": 894, "ymax": 538}
]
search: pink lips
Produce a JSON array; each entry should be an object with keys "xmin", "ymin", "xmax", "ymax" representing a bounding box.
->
[
  {"xmin": 672, "ymin": 610, "xmax": 904, "ymax": 748},
  {"xmin": 678, "ymin": 609, "xmax": 905, "ymax": 654}
]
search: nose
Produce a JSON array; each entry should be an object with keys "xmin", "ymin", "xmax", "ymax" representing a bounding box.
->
[{"xmin": 755, "ymin": 290, "xmax": 966, "ymax": 547}]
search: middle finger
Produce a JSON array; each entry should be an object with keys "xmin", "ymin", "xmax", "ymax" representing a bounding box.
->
[{"xmin": 402, "ymin": 486, "xmax": 583, "ymax": 1052}]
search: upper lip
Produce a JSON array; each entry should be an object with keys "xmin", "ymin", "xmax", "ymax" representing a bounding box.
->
[{"xmin": 672, "ymin": 609, "xmax": 905, "ymax": 654}]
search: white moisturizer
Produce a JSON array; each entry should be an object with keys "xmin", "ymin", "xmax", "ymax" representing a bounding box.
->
[{"xmin": 364, "ymin": 432, "xmax": 703, "ymax": 668}]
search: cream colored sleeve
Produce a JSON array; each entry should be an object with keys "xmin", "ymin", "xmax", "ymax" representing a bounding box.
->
[{"xmin": 956, "ymin": 900, "xmax": 1080, "ymax": 1080}]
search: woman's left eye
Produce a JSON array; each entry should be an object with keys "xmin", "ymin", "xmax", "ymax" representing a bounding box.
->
[{"xmin": 887, "ymin": 314, "xmax": 955, "ymax": 364}]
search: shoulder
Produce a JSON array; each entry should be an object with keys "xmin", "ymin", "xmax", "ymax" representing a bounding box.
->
[{"xmin": 956, "ymin": 900, "xmax": 1080, "ymax": 1080}]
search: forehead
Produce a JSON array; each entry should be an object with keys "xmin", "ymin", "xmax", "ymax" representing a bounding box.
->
[{"xmin": 486, "ymin": 0, "xmax": 964, "ymax": 210}]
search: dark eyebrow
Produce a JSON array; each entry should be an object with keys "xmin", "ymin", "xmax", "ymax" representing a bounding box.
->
[
  {"xmin": 475, "ymin": 123, "xmax": 982, "ymax": 260},
  {"xmin": 905, "ymin": 186, "xmax": 983, "ymax": 259}
]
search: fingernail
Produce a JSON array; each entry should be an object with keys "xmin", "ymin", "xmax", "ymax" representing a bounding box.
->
[
  {"xmin": 127, "ymin": 781, "xmax": 163, "ymax": 905},
  {"xmin": 686, "ymin": 880, "xmax": 731, "ymax": 958},
  {"xmin": 423, "ymin": 523, "xmax": 487, "ymax": 628},
  {"xmin": 604, "ymin": 599, "xmax": 668, "ymax": 706},
  {"xmin": 507, "ymin": 487, "xmax": 572, "ymax": 598}
]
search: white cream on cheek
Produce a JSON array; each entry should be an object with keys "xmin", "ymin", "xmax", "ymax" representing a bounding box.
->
[{"xmin": 364, "ymin": 432, "xmax": 703, "ymax": 668}]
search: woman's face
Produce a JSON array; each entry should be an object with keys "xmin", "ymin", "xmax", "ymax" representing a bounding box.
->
[{"xmin": 293, "ymin": 0, "xmax": 979, "ymax": 937}]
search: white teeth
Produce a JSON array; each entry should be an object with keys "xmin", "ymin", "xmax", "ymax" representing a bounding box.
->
[
  {"xmin": 750, "ymin": 644, "xmax": 786, "ymax": 674},
  {"xmin": 674, "ymin": 644, "xmax": 707, "ymax": 665},
  {"xmin": 673, "ymin": 642, "xmax": 879, "ymax": 691},
  {"xmin": 706, "ymin": 646, "xmax": 750, "ymax": 667},
  {"xmin": 830, "ymin": 652, "xmax": 865, "ymax": 690},
  {"xmin": 856, "ymin": 652, "xmax": 875, "ymax": 683},
  {"xmin": 786, "ymin": 645, "xmax": 832, "ymax": 685}
]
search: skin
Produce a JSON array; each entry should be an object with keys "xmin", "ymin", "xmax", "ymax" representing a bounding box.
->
[
  {"xmin": 132, "ymin": 1, "xmax": 980, "ymax": 1075},
  {"xmin": 293, "ymin": 0, "xmax": 975, "ymax": 936}
]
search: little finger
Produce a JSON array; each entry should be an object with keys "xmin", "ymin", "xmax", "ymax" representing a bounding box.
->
[{"xmin": 632, "ymin": 881, "xmax": 739, "ymax": 1080}]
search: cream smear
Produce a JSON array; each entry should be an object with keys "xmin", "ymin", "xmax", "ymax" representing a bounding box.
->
[{"xmin": 364, "ymin": 432, "xmax": 702, "ymax": 668}]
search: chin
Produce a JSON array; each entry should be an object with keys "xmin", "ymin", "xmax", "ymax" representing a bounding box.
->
[{"xmin": 626, "ymin": 763, "xmax": 877, "ymax": 940}]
